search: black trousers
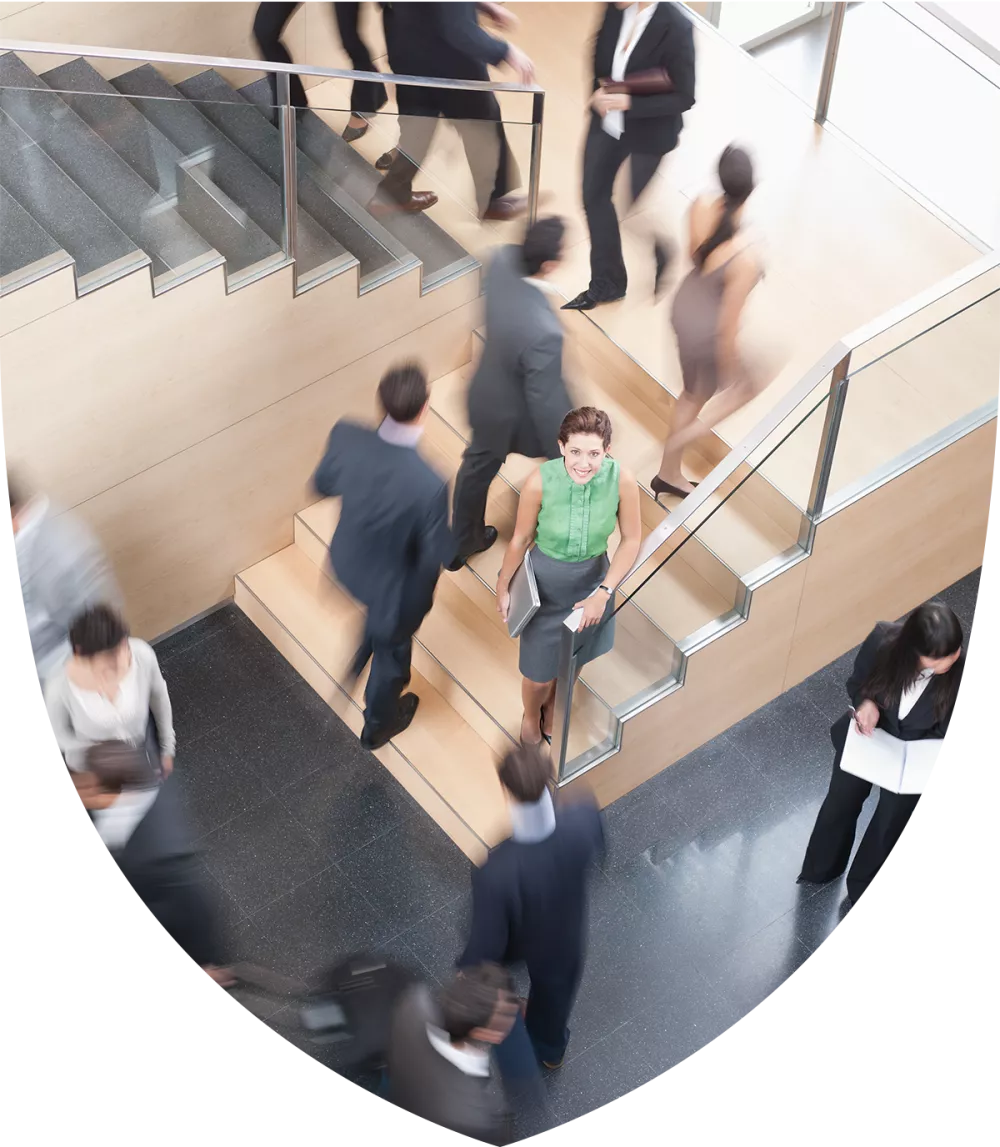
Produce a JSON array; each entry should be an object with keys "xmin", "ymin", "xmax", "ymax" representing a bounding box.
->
[
  {"xmin": 351, "ymin": 614, "xmax": 415, "ymax": 732},
  {"xmin": 130, "ymin": 855, "xmax": 227, "ymax": 968},
  {"xmin": 524, "ymin": 966, "xmax": 581, "ymax": 1064},
  {"xmin": 800, "ymin": 755, "xmax": 920, "ymax": 903},
  {"xmin": 581, "ymin": 121, "xmax": 667, "ymax": 299},
  {"xmin": 254, "ymin": 3, "xmax": 387, "ymax": 113},
  {"xmin": 451, "ymin": 441, "xmax": 505, "ymax": 558}
]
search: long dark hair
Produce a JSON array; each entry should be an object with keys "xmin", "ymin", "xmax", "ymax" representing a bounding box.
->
[
  {"xmin": 862, "ymin": 601, "xmax": 964, "ymax": 726},
  {"xmin": 693, "ymin": 144, "xmax": 755, "ymax": 269}
]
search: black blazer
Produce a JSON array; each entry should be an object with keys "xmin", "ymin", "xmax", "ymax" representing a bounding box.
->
[
  {"xmin": 312, "ymin": 421, "xmax": 454, "ymax": 635},
  {"xmin": 831, "ymin": 622, "xmax": 960, "ymax": 754},
  {"xmin": 111, "ymin": 777, "xmax": 225, "ymax": 968},
  {"xmin": 590, "ymin": 2, "xmax": 696, "ymax": 155},
  {"xmin": 457, "ymin": 799, "xmax": 605, "ymax": 981}
]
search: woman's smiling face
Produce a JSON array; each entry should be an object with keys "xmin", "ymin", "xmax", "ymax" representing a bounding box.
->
[{"xmin": 560, "ymin": 433, "xmax": 607, "ymax": 484}]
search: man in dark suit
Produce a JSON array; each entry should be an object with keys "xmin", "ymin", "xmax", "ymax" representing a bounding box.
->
[
  {"xmin": 564, "ymin": 1, "xmax": 696, "ymax": 310},
  {"xmin": 448, "ymin": 217, "xmax": 573, "ymax": 571},
  {"xmin": 312, "ymin": 363, "xmax": 453, "ymax": 749},
  {"xmin": 458, "ymin": 743, "xmax": 605, "ymax": 1069},
  {"xmin": 76, "ymin": 741, "xmax": 235, "ymax": 986},
  {"xmin": 370, "ymin": 1, "xmax": 534, "ymax": 220},
  {"xmin": 387, "ymin": 963, "xmax": 518, "ymax": 1145}
]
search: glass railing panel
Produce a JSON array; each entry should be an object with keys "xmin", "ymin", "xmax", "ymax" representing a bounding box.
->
[{"xmin": 826, "ymin": 269, "xmax": 1000, "ymax": 508}]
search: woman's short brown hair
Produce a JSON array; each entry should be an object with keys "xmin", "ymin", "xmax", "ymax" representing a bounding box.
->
[{"xmin": 558, "ymin": 406, "xmax": 612, "ymax": 449}]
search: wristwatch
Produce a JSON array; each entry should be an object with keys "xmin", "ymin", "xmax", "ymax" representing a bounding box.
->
[{"xmin": 596, "ymin": 584, "xmax": 613, "ymax": 596}]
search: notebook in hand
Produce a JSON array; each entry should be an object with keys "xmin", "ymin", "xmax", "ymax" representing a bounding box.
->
[
  {"xmin": 507, "ymin": 549, "xmax": 541, "ymax": 639},
  {"xmin": 840, "ymin": 720, "xmax": 942, "ymax": 795},
  {"xmin": 599, "ymin": 68, "xmax": 674, "ymax": 96}
]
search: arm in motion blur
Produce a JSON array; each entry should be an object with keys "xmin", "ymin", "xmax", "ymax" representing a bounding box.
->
[
  {"xmin": 43, "ymin": 675, "xmax": 94, "ymax": 766},
  {"xmin": 312, "ymin": 426, "xmax": 343, "ymax": 498},
  {"xmin": 439, "ymin": 1, "xmax": 510, "ymax": 66},
  {"xmin": 138, "ymin": 640, "xmax": 176, "ymax": 765}
]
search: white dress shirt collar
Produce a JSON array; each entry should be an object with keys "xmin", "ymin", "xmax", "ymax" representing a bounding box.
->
[
  {"xmin": 898, "ymin": 668, "xmax": 935, "ymax": 720},
  {"xmin": 377, "ymin": 415, "xmax": 424, "ymax": 448},
  {"xmin": 426, "ymin": 1024, "xmax": 492, "ymax": 1077},
  {"xmin": 508, "ymin": 788, "xmax": 557, "ymax": 844},
  {"xmin": 603, "ymin": 2, "xmax": 659, "ymax": 140}
]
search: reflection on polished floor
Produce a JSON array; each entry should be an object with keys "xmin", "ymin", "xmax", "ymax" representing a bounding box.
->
[{"xmin": 153, "ymin": 567, "xmax": 979, "ymax": 1132}]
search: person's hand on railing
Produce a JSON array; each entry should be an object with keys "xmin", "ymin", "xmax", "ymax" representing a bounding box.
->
[
  {"xmin": 572, "ymin": 590, "xmax": 608, "ymax": 632},
  {"xmin": 504, "ymin": 43, "xmax": 535, "ymax": 85},
  {"xmin": 480, "ymin": 1, "xmax": 519, "ymax": 32}
]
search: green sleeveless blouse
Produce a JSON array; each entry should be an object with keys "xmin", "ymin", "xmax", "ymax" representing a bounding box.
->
[{"xmin": 535, "ymin": 456, "xmax": 621, "ymax": 563}]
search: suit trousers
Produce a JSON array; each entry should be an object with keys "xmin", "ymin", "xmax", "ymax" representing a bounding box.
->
[
  {"xmin": 451, "ymin": 441, "xmax": 506, "ymax": 558},
  {"xmin": 130, "ymin": 855, "xmax": 227, "ymax": 968},
  {"xmin": 377, "ymin": 102, "xmax": 520, "ymax": 217},
  {"xmin": 800, "ymin": 754, "xmax": 920, "ymax": 903},
  {"xmin": 524, "ymin": 966, "xmax": 581, "ymax": 1065},
  {"xmin": 255, "ymin": 3, "xmax": 386, "ymax": 113},
  {"xmin": 351, "ymin": 614, "xmax": 414, "ymax": 731},
  {"xmin": 582, "ymin": 121, "xmax": 669, "ymax": 299}
]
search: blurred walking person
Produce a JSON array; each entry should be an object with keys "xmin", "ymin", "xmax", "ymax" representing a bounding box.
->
[
  {"xmin": 73, "ymin": 741, "xmax": 235, "ymax": 987},
  {"xmin": 312, "ymin": 363, "xmax": 454, "ymax": 749},
  {"xmin": 458, "ymin": 743, "xmax": 604, "ymax": 1069},
  {"xmin": 563, "ymin": 1, "xmax": 696, "ymax": 311},
  {"xmin": 387, "ymin": 963, "xmax": 518, "ymax": 1144},
  {"xmin": 252, "ymin": 2, "xmax": 387, "ymax": 137},
  {"xmin": 448, "ymin": 217, "xmax": 573, "ymax": 572},
  {"xmin": 370, "ymin": 1, "xmax": 533, "ymax": 220},
  {"xmin": 9, "ymin": 470, "xmax": 120, "ymax": 684},
  {"xmin": 652, "ymin": 144, "xmax": 766, "ymax": 500}
]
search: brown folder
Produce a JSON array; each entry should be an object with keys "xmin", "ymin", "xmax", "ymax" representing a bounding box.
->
[{"xmin": 599, "ymin": 68, "xmax": 674, "ymax": 96}]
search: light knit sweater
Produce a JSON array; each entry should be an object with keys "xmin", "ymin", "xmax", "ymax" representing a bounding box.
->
[{"xmin": 44, "ymin": 638, "xmax": 176, "ymax": 771}]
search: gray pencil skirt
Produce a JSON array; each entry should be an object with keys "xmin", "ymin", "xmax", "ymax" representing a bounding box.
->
[{"xmin": 518, "ymin": 547, "xmax": 616, "ymax": 684}]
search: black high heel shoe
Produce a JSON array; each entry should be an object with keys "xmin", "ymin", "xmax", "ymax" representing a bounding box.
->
[
  {"xmin": 540, "ymin": 713, "xmax": 552, "ymax": 746},
  {"xmin": 650, "ymin": 475, "xmax": 699, "ymax": 505}
]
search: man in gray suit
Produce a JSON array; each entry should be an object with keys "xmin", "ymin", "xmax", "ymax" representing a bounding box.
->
[
  {"xmin": 9, "ymin": 470, "xmax": 120, "ymax": 683},
  {"xmin": 447, "ymin": 217, "xmax": 573, "ymax": 572}
]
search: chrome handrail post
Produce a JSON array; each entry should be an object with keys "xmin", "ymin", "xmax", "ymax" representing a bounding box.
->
[
  {"xmin": 815, "ymin": 2, "xmax": 846, "ymax": 124},
  {"xmin": 527, "ymin": 90, "xmax": 545, "ymax": 227},
  {"xmin": 278, "ymin": 71, "xmax": 298, "ymax": 273},
  {"xmin": 551, "ymin": 621, "xmax": 579, "ymax": 782},
  {"xmin": 806, "ymin": 350, "xmax": 852, "ymax": 522}
]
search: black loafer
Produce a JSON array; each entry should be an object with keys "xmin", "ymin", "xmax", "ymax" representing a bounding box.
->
[
  {"xmin": 361, "ymin": 693, "xmax": 420, "ymax": 751},
  {"xmin": 446, "ymin": 525, "xmax": 499, "ymax": 572},
  {"xmin": 375, "ymin": 149, "xmax": 396, "ymax": 171}
]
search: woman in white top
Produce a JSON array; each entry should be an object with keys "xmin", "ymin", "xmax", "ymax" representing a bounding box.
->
[{"xmin": 44, "ymin": 605, "xmax": 175, "ymax": 777}]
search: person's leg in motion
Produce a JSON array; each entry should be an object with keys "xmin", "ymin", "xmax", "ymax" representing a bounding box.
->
[
  {"xmin": 655, "ymin": 390, "xmax": 708, "ymax": 494},
  {"xmin": 370, "ymin": 109, "xmax": 440, "ymax": 214},
  {"xmin": 481, "ymin": 100, "xmax": 526, "ymax": 220},
  {"xmin": 626, "ymin": 149, "xmax": 673, "ymax": 299},
  {"xmin": 333, "ymin": 2, "xmax": 387, "ymax": 139},
  {"xmin": 524, "ymin": 969, "xmax": 580, "ymax": 1069},
  {"xmin": 448, "ymin": 443, "xmax": 504, "ymax": 569},
  {"xmin": 521, "ymin": 677, "xmax": 554, "ymax": 746},
  {"xmin": 493, "ymin": 1011, "xmax": 553, "ymax": 1131},
  {"xmin": 253, "ymin": 3, "xmax": 308, "ymax": 110},
  {"xmin": 845, "ymin": 791, "xmax": 919, "ymax": 903},
  {"xmin": 799, "ymin": 754, "xmax": 874, "ymax": 884},
  {"xmin": 362, "ymin": 625, "xmax": 418, "ymax": 748},
  {"xmin": 453, "ymin": 113, "xmax": 504, "ymax": 220},
  {"xmin": 348, "ymin": 614, "xmax": 374, "ymax": 683},
  {"xmin": 563, "ymin": 126, "xmax": 630, "ymax": 308}
]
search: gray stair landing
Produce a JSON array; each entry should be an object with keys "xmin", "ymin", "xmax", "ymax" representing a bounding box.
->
[
  {"xmin": 41, "ymin": 58, "xmax": 281, "ymax": 288},
  {"xmin": 177, "ymin": 69, "xmax": 415, "ymax": 293},
  {"xmin": 0, "ymin": 52, "xmax": 221, "ymax": 293},
  {"xmin": 111, "ymin": 64, "xmax": 354, "ymax": 292},
  {"xmin": 0, "ymin": 109, "xmax": 149, "ymax": 294},
  {"xmin": 0, "ymin": 183, "xmax": 73, "ymax": 294},
  {"xmin": 240, "ymin": 77, "xmax": 479, "ymax": 292}
]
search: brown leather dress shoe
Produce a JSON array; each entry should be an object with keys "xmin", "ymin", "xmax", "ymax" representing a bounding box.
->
[
  {"xmin": 367, "ymin": 191, "xmax": 439, "ymax": 218},
  {"xmin": 482, "ymin": 193, "xmax": 528, "ymax": 221}
]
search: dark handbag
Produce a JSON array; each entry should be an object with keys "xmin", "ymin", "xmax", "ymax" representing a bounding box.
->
[{"xmin": 599, "ymin": 67, "xmax": 674, "ymax": 96}]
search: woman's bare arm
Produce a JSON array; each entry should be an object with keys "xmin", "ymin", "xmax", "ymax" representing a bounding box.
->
[
  {"xmin": 604, "ymin": 469, "xmax": 642, "ymax": 591},
  {"xmin": 496, "ymin": 468, "xmax": 543, "ymax": 614}
]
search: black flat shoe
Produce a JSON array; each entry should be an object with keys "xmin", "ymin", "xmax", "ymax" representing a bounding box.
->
[
  {"xmin": 540, "ymin": 713, "xmax": 552, "ymax": 746},
  {"xmin": 375, "ymin": 149, "xmax": 396, "ymax": 171},
  {"xmin": 650, "ymin": 475, "xmax": 699, "ymax": 503},
  {"xmin": 361, "ymin": 693, "xmax": 420, "ymax": 750},
  {"xmin": 446, "ymin": 526, "xmax": 499, "ymax": 573},
  {"xmin": 342, "ymin": 120, "xmax": 369, "ymax": 143},
  {"xmin": 561, "ymin": 289, "xmax": 625, "ymax": 311}
]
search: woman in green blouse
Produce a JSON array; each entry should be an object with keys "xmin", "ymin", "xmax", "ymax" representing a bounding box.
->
[{"xmin": 497, "ymin": 407, "xmax": 642, "ymax": 746}]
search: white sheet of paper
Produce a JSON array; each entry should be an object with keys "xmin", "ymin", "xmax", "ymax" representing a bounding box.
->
[{"xmin": 840, "ymin": 721, "xmax": 942, "ymax": 795}]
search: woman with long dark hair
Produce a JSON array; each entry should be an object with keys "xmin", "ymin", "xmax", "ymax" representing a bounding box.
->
[
  {"xmin": 652, "ymin": 144, "xmax": 770, "ymax": 501},
  {"xmin": 799, "ymin": 600, "xmax": 965, "ymax": 904}
]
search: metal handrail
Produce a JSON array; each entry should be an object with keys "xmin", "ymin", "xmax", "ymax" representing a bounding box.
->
[{"xmin": 0, "ymin": 36, "xmax": 542, "ymax": 95}]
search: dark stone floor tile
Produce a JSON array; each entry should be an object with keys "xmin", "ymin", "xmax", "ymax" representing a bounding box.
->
[
  {"xmin": 598, "ymin": 785, "xmax": 694, "ymax": 876},
  {"xmin": 397, "ymin": 896, "xmax": 472, "ymax": 986},
  {"xmin": 635, "ymin": 978, "xmax": 740, "ymax": 1077},
  {"xmin": 279, "ymin": 756, "xmax": 421, "ymax": 863},
  {"xmin": 154, "ymin": 604, "xmax": 240, "ymax": 665},
  {"xmin": 785, "ymin": 878, "xmax": 849, "ymax": 953},
  {"xmin": 338, "ymin": 818, "xmax": 473, "ymax": 936},
  {"xmin": 174, "ymin": 733, "xmax": 274, "ymax": 842},
  {"xmin": 545, "ymin": 1020, "xmax": 659, "ymax": 1124},
  {"xmin": 935, "ymin": 568, "xmax": 980, "ymax": 632},
  {"xmin": 699, "ymin": 912, "xmax": 813, "ymax": 1020},
  {"xmin": 787, "ymin": 658, "xmax": 854, "ymax": 724},
  {"xmin": 199, "ymin": 795, "xmax": 334, "ymax": 917}
]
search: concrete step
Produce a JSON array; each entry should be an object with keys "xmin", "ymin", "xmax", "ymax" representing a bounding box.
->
[{"xmin": 0, "ymin": 183, "xmax": 73, "ymax": 294}]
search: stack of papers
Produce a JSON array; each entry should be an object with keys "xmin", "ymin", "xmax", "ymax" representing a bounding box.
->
[{"xmin": 840, "ymin": 721, "xmax": 942, "ymax": 795}]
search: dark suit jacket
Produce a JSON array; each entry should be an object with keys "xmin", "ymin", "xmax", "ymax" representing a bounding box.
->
[
  {"xmin": 312, "ymin": 421, "xmax": 454, "ymax": 636},
  {"xmin": 387, "ymin": 983, "xmax": 512, "ymax": 1146},
  {"xmin": 384, "ymin": 1, "xmax": 507, "ymax": 119},
  {"xmin": 111, "ymin": 776, "xmax": 223, "ymax": 968},
  {"xmin": 468, "ymin": 246, "xmax": 574, "ymax": 461},
  {"xmin": 591, "ymin": 2, "xmax": 696, "ymax": 155},
  {"xmin": 831, "ymin": 622, "xmax": 961, "ymax": 754},
  {"xmin": 457, "ymin": 799, "xmax": 605, "ymax": 984}
]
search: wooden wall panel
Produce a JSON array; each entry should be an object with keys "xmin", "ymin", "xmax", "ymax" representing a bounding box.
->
[
  {"xmin": 0, "ymin": 264, "xmax": 75, "ymax": 337},
  {"xmin": 783, "ymin": 420, "xmax": 996, "ymax": 689}
]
